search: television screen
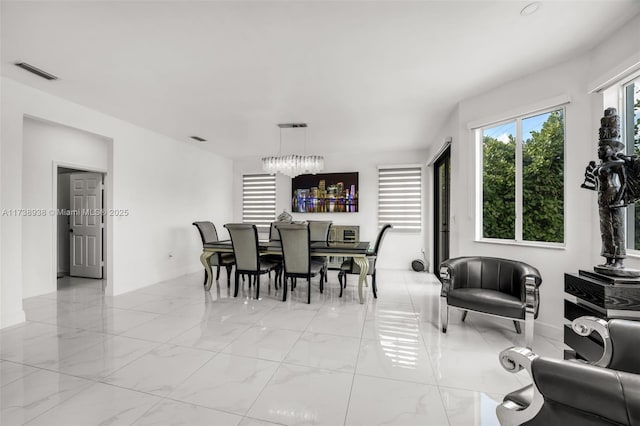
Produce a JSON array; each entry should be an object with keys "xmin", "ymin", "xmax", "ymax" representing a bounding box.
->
[{"xmin": 292, "ymin": 172, "xmax": 358, "ymax": 213}]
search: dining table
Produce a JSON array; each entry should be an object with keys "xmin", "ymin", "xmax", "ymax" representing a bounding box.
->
[{"xmin": 200, "ymin": 240, "xmax": 372, "ymax": 304}]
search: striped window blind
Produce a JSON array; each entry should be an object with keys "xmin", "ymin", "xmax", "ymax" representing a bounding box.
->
[
  {"xmin": 378, "ymin": 166, "xmax": 422, "ymax": 231},
  {"xmin": 242, "ymin": 174, "xmax": 276, "ymax": 232}
]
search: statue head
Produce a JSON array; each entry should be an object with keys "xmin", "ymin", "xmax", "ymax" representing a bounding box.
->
[{"xmin": 599, "ymin": 107, "xmax": 624, "ymax": 152}]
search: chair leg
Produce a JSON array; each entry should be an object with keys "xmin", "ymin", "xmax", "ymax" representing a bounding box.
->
[
  {"xmin": 513, "ymin": 321, "xmax": 522, "ymax": 334},
  {"xmin": 461, "ymin": 311, "xmax": 468, "ymax": 322},
  {"xmin": 440, "ymin": 296, "xmax": 449, "ymax": 333},
  {"xmin": 338, "ymin": 272, "xmax": 344, "ymax": 298},
  {"xmin": 234, "ymin": 270, "xmax": 240, "ymax": 297},
  {"xmin": 319, "ymin": 271, "xmax": 324, "ymax": 293},
  {"xmin": 307, "ymin": 278, "xmax": 311, "ymax": 304},
  {"xmin": 256, "ymin": 275, "xmax": 260, "ymax": 299},
  {"xmin": 226, "ymin": 265, "xmax": 232, "ymax": 288},
  {"xmin": 216, "ymin": 266, "xmax": 221, "ymax": 281},
  {"xmin": 282, "ymin": 274, "xmax": 288, "ymax": 302},
  {"xmin": 203, "ymin": 269, "xmax": 208, "ymax": 286},
  {"xmin": 372, "ymin": 271, "xmax": 377, "ymax": 298}
]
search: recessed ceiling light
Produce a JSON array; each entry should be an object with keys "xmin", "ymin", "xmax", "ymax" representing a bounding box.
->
[
  {"xmin": 520, "ymin": 2, "xmax": 541, "ymax": 16},
  {"xmin": 190, "ymin": 136, "xmax": 207, "ymax": 142}
]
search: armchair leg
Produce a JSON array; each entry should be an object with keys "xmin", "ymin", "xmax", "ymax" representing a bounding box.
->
[
  {"xmin": 203, "ymin": 270, "xmax": 208, "ymax": 286},
  {"xmin": 513, "ymin": 321, "xmax": 522, "ymax": 334},
  {"xmin": 524, "ymin": 311, "xmax": 535, "ymax": 349},
  {"xmin": 440, "ymin": 296, "xmax": 449, "ymax": 333},
  {"xmin": 461, "ymin": 311, "xmax": 468, "ymax": 322}
]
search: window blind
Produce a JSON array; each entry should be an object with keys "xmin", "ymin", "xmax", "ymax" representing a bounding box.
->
[
  {"xmin": 378, "ymin": 166, "xmax": 422, "ymax": 231},
  {"xmin": 242, "ymin": 174, "xmax": 276, "ymax": 232}
]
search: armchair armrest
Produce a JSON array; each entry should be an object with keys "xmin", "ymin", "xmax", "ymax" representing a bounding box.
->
[
  {"xmin": 497, "ymin": 346, "xmax": 543, "ymax": 426},
  {"xmin": 572, "ymin": 316, "xmax": 612, "ymax": 367}
]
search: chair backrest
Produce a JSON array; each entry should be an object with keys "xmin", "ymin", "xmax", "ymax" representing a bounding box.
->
[
  {"xmin": 307, "ymin": 220, "xmax": 332, "ymax": 242},
  {"xmin": 372, "ymin": 224, "xmax": 392, "ymax": 255},
  {"xmin": 192, "ymin": 221, "xmax": 219, "ymax": 245},
  {"xmin": 277, "ymin": 223, "xmax": 310, "ymax": 275},
  {"xmin": 609, "ymin": 319, "xmax": 640, "ymax": 374},
  {"xmin": 440, "ymin": 256, "xmax": 542, "ymax": 299},
  {"xmin": 269, "ymin": 222, "xmax": 281, "ymax": 241},
  {"xmin": 225, "ymin": 223, "xmax": 259, "ymax": 272}
]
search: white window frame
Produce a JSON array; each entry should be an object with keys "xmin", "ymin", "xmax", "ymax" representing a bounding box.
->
[
  {"xmin": 475, "ymin": 105, "xmax": 567, "ymax": 248},
  {"xmin": 377, "ymin": 164, "xmax": 423, "ymax": 232},
  {"xmin": 242, "ymin": 173, "xmax": 276, "ymax": 233}
]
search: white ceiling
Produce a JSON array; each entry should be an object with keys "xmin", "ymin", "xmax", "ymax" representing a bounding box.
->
[{"xmin": 2, "ymin": 1, "xmax": 639, "ymax": 159}]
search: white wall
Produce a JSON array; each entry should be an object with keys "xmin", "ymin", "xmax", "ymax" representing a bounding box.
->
[
  {"xmin": 23, "ymin": 118, "xmax": 109, "ymax": 297},
  {"xmin": 442, "ymin": 13, "xmax": 640, "ymax": 340},
  {"xmin": 233, "ymin": 149, "xmax": 429, "ymax": 270},
  {"xmin": 1, "ymin": 77, "xmax": 234, "ymax": 328}
]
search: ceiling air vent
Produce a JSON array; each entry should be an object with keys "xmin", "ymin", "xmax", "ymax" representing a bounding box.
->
[
  {"xmin": 190, "ymin": 136, "xmax": 207, "ymax": 142},
  {"xmin": 14, "ymin": 62, "xmax": 58, "ymax": 81}
]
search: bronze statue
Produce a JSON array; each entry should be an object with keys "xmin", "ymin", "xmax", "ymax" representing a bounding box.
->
[{"xmin": 582, "ymin": 108, "xmax": 640, "ymax": 277}]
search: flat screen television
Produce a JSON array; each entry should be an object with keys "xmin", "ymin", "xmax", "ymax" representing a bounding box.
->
[{"xmin": 292, "ymin": 172, "xmax": 358, "ymax": 213}]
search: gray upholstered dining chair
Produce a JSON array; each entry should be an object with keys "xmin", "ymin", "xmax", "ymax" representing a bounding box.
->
[
  {"xmin": 496, "ymin": 316, "xmax": 640, "ymax": 426},
  {"xmin": 337, "ymin": 223, "xmax": 392, "ymax": 298},
  {"xmin": 192, "ymin": 221, "xmax": 235, "ymax": 286},
  {"xmin": 276, "ymin": 222, "xmax": 325, "ymax": 304},
  {"xmin": 224, "ymin": 223, "xmax": 280, "ymax": 299},
  {"xmin": 438, "ymin": 256, "xmax": 542, "ymax": 348},
  {"xmin": 307, "ymin": 220, "xmax": 332, "ymax": 284}
]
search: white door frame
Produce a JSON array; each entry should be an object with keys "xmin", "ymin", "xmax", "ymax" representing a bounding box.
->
[{"xmin": 52, "ymin": 161, "xmax": 108, "ymax": 289}]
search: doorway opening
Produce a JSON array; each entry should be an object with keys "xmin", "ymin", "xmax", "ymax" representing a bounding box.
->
[
  {"xmin": 433, "ymin": 145, "xmax": 451, "ymax": 269},
  {"xmin": 56, "ymin": 166, "xmax": 106, "ymax": 290}
]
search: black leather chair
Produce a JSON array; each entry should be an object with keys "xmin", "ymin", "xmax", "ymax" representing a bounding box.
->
[
  {"xmin": 497, "ymin": 316, "xmax": 640, "ymax": 426},
  {"xmin": 192, "ymin": 221, "xmax": 235, "ymax": 287},
  {"xmin": 438, "ymin": 257, "xmax": 542, "ymax": 348},
  {"xmin": 338, "ymin": 224, "xmax": 392, "ymax": 298}
]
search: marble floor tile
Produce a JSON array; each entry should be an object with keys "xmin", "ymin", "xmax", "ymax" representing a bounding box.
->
[
  {"xmin": 104, "ymin": 292, "xmax": 174, "ymax": 310},
  {"xmin": 222, "ymin": 326, "xmax": 302, "ymax": 362},
  {"xmin": 133, "ymin": 398, "xmax": 242, "ymax": 425},
  {"xmin": 284, "ymin": 332, "xmax": 360, "ymax": 372},
  {"xmin": 1, "ymin": 326, "xmax": 108, "ymax": 369},
  {"xmin": 103, "ymin": 343, "xmax": 214, "ymax": 396},
  {"xmin": 346, "ymin": 375, "xmax": 449, "ymax": 426},
  {"xmin": 26, "ymin": 381, "xmax": 160, "ymax": 426},
  {"xmin": 169, "ymin": 352, "xmax": 279, "ymax": 415},
  {"xmin": 55, "ymin": 334, "xmax": 158, "ymax": 379},
  {"xmin": 258, "ymin": 305, "xmax": 318, "ymax": 331},
  {"xmin": 121, "ymin": 313, "xmax": 203, "ymax": 343},
  {"xmin": 247, "ymin": 363, "xmax": 353, "ymax": 426},
  {"xmin": 239, "ymin": 417, "xmax": 287, "ymax": 426},
  {"xmin": 0, "ymin": 360, "xmax": 39, "ymax": 387},
  {"xmin": 305, "ymin": 306, "xmax": 366, "ymax": 338},
  {"xmin": 439, "ymin": 386, "xmax": 502, "ymax": 426},
  {"xmin": 429, "ymin": 348, "xmax": 525, "ymax": 394},
  {"xmin": 356, "ymin": 337, "xmax": 437, "ymax": 384},
  {"xmin": 169, "ymin": 319, "xmax": 252, "ymax": 352},
  {"xmin": 1, "ymin": 368, "xmax": 92, "ymax": 425},
  {"xmin": 128, "ymin": 296, "xmax": 195, "ymax": 315}
]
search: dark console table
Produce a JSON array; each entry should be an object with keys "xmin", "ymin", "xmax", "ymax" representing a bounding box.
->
[{"xmin": 564, "ymin": 270, "xmax": 640, "ymax": 361}]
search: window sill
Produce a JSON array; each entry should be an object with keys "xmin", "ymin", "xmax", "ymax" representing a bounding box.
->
[{"xmin": 476, "ymin": 238, "xmax": 566, "ymax": 250}]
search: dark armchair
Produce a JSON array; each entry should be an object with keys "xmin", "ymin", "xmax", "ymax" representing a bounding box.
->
[
  {"xmin": 497, "ymin": 316, "xmax": 640, "ymax": 426},
  {"xmin": 438, "ymin": 256, "xmax": 542, "ymax": 348}
]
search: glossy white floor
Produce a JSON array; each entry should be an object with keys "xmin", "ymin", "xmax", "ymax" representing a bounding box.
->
[{"xmin": 1, "ymin": 270, "xmax": 564, "ymax": 426}]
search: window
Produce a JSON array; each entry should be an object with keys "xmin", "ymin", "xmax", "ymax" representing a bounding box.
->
[
  {"xmin": 479, "ymin": 107, "xmax": 565, "ymax": 244},
  {"xmin": 625, "ymin": 76, "xmax": 640, "ymax": 250},
  {"xmin": 242, "ymin": 174, "xmax": 276, "ymax": 232},
  {"xmin": 378, "ymin": 166, "xmax": 422, "ymax": 231}
]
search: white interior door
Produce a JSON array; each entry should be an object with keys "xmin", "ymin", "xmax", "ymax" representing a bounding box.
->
[{"xmin": 69, "ymin": 172, "xmax": 103, "ymax": 278}]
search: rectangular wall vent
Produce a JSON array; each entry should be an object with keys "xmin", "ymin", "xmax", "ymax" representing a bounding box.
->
[{"xmin": 14, "ymin": 62, "xmax": 58, "ymax": 80}]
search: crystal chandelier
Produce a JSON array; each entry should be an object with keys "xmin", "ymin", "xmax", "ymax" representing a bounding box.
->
[{"xmin": 261, "ymin": 123, "xmax": 324, "ymax": 178}]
